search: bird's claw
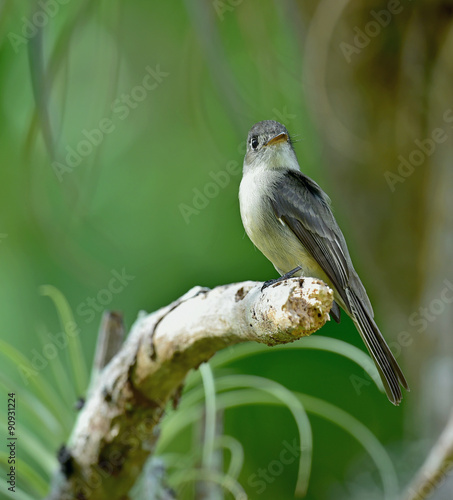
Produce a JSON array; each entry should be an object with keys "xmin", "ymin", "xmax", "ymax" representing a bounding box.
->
[{"xmin": 261, "ymin": 266, "xmax": 303, "ymax": 292}]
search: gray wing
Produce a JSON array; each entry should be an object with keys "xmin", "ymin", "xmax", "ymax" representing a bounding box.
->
[
  {"xmin": 269, "ymin": 170, "xmax": 372, "ymax": 316},
  {"xmin": 269, "ymin": 170, "xmax": 408, "ymax": 404}
]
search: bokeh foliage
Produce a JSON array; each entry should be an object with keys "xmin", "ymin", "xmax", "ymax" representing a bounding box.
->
[{"xmin": 1, "ymin": 1, "xmax": 452, "ymax": 499}]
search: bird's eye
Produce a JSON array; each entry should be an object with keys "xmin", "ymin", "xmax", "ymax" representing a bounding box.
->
[{"xmin": 251, "ymin": 137, "xmax": 259, "ymax": 149}]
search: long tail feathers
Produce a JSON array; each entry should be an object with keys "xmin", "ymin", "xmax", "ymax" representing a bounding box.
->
[{"xmin": 346, "ymin": 288, "xmax": 409, "ymax": 405}]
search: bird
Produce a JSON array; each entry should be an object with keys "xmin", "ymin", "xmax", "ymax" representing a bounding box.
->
[{"xmin": 239, "ymin": 120, "xmax": 409, "ymax": 405}]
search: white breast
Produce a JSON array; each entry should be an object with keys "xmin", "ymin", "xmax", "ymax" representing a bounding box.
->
[
  {"xmin": 239, "ymin": 167, "xmax": 284, "ymax": 245},
  {"xmin": 239, "ymin": 165, "xmax": 330, "ymax": 284}
]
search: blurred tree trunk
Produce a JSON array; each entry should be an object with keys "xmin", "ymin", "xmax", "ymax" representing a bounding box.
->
[{"xmin": 300, "ymin": 0, "xmax": 453, "ymax": 442}]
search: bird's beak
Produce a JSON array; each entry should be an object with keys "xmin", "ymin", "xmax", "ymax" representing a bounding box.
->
[{"xmin": 264, "ymin": 132, "xmax": 288, "ymax": 147}]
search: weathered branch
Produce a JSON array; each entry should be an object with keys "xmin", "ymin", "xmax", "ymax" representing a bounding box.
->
[
  {"xmin": 48, "ymin": 278, "xmax": 333, "ymax": 500},
  {"xmin": 403, "ymin": 408, "xmax": 453, "ymax": 500}
]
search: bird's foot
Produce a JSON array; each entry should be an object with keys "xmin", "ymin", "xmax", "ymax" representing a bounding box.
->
[{"xmin": 261, "ymin": 266, "xmax": 302, "ymax": 291}]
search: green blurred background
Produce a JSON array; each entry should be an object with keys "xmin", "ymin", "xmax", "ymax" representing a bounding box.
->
[{"xmin": 1, "ymin": 0, "xmax": 453, "ymax": 499}]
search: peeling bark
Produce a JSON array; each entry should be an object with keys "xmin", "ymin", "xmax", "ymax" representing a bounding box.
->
[{"xmin": 48, "ymin": 278, "xmax": 333, "ymax": 500}]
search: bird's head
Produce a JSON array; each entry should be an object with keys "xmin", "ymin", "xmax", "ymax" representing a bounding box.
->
[{"xmin": 244, "ymin": 120, "xmax": 297, "ymax": 172}]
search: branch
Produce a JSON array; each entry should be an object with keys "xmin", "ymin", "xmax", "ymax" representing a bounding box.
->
[
  {"xmin": 403, "ymin": 408, "xmax": 453, "ymax": 500},
  {"xmin": 48, "ymin": 277, "xmax": 333, "ymax": 500}
]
